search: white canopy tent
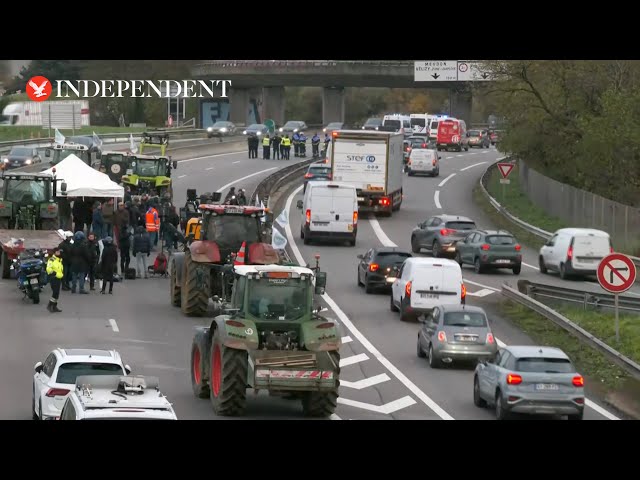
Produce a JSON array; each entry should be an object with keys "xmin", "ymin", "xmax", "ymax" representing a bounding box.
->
[{"xmin": 41, "ymin": 154, "xmax": 124, "ymax": 198}]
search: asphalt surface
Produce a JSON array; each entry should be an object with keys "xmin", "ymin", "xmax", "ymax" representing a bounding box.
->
[
  {"xmin": 280, "ymin": 146, "xmax": 626, "ymax": 420},
  {"xmin": 0, "ymin": 142, "xmax": 628, "ymax": 420}
]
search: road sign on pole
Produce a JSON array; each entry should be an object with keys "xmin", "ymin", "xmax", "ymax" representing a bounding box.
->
[
  {"xmin": 457, "ymin": 61, "xmax": 493, "ymax": 81},
  {"xmin": 497, "ymin": 162, "xmax": 514, "ymax": 179},
  {"xmin": 414, "ymin": 61, "xmax": 458, "ymax": 81},
  {"xmin": 597, "ymin": 253, "xmax": 637, "ymax": 343}
]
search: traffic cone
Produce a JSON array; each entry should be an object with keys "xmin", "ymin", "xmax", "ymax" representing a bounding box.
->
[{"xmin": 234, "ymin": 241, "xmax": 247, "ymax": 265}]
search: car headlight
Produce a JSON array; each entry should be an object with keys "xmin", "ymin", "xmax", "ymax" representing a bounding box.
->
[
  {"xmin": 243, "ymin": 130, "xmax": 247, "ymax": 134},
  {"xmin": 26, "ymin": 159, "xmax": 32, "ymax": 164},
  {"xmin": 2, "ymin": 158, "xmax": 8, "ymax": 163},
  {"xmin": 207, "ymin": 127, "xmax": 213, "ymax": 132},
  {"xmin": 279, "ymin": 128, "xmax": 283, "ymax": 132},
  {"xmin": 220, "ymin": 128, "xmax": 227, "ymax": 132},
  {"xmin": 375, "ymin": 127, "xmax": 379, "ymax": 130},
  {"xmin": 256, "ymin": 131, "xmax": 262, "ymax": 135},
  {"xmin": 294, "ymin": 128, "xmax": 298, "ymax": 132},
  {"xmin": 323, "ymin": 128, "xmax": 327, "ymax": 132}
]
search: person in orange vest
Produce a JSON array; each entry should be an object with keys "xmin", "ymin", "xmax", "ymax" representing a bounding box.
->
[{"xmin": 145, "ymin": 202, "xmax": 160, "ymax": 249}]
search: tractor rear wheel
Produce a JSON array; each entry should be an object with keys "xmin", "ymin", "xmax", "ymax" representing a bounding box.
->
[
  {"xmin": 170, "ymin": 258, "xmax": 181, "ymax": 307},
  {"xmin": 191, "ymin": 339, "xmax": 210, "ymax": 399},
  {"xmin": 180, "ymin": 253, "xmax": 209, "ymax": 317},
  {"xmin": 301, "ymin": 351, "xmax": 340, "ymax": 418},
  {"xmin": 209, "ymin": 329, "xmax": 248, "ymax": 416}
]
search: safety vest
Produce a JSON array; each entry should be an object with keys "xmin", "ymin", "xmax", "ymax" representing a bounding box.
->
[
  {"xmin": 262, "ymin": 137, "xmax": 270, "ymax": 146},
  {"xmin": 282, "ymin": 137, "xmax": 291, "ymax": 146},
  {"xmin": 145, "ymin": 209, "xmax": 159, "ymax": 232},
  {"xmin": 46, "ymin": 255, "xmax": 64, "ymax": 279}
]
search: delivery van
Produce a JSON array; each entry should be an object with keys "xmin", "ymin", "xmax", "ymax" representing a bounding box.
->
[{"xmin": 297, "ymin": 181, "xmax": 358, "ymax": 246}]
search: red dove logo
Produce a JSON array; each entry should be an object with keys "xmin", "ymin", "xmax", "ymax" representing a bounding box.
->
[{"xmin": 26, "ymin": 76, "xmax": 52, "ymax": 102}]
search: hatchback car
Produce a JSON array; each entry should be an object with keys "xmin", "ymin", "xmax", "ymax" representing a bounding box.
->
[
  {"xmin": 243, "ymin": 124, "xmax": 269, "ymax": 137},
  {"xmin": 417, "ymin": 305, "xmax": 497, "ymax": 368},
  {"xmin": 2, "ymin": 147, "xmax": 41, "ymax": 170},
  {"xmin": 473, "ymin": 345, "xmax": 585, "ymax": 420},
  {"xmin": 455, "ymin": 229, "xmax": 522, "ymax": 274},
  {"xmin": 279, "ymin": 120, "xmax": 307, "ymax": 135},
  {"xmin": 303, "ymin": 163, "xmax": 332, "ymax": 192},
  {"xmin": 323, "ymin": 122, "xmax": 344, "ymax": 134},
  {"xmin": 464, "ymin": 129, "xmax": 490, "ymax": 148},
  {"xmin": 32, "ymin": 348, "xmax": 131, "ymax": 420},
  {"xmin": 411, "ymin": 214, "xmax": 477, "ymax": 257},
  {"xmin": 207, "ymin": 121, "xmax": 236, "ymax": 138},
  {"xmin": 361, "ymin": 118, "xmax": 382, "ymax": 130},
  {"xmin": 357, "ymin": 247, "xmax": 412, "ymax": 293}
]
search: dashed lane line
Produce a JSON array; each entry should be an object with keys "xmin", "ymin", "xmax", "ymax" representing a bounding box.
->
[
  {"xmin": 232, "ymin": 160, "xmax": 241, "ymax": 164},
  {"xmin": 340, "ymin": 353, "xmax": 369, "ymax": 367},
  {"xmin": 434, "ymin": 190, "xmax": 442, "ymax": 209},
  {"xmin": 338, "ymin": 396, "xmax": 417, "ymax": 415},
  {"xmin": 216, "ymin": 167, "xmax": 277, "ymax": 192},
  {"xmin": 438, "ymin": 173, "xmax": 456, "ymax": 187},
  {"xmin": 178, "ymin": 174, "xmax": 186, "ymax": 179},
  {"xmin": 460, "ymin": 162, "xmax": 487, "ymax": 171},
  {"xmin": 285, "ymin": 184, "xmax": 455, "ymax": 420},
  {"xmin": 342, "ymin": 336, "xmax": 353, "ymax": 344},
  {"xmin": 108, "ymin": 319, "xmax": 119, "ymax": 333}
]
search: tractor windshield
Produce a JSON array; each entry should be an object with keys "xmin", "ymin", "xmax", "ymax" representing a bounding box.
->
[
  {"xmin": 206, "ymin": 215, "xmax": 260, "ymax": 250},
  {"xmin": 4, "ymin": 179, "xmax": 48, "ymax": 204},
  {"xmin": 247, "ymin": 278, "xmax": 308, "ymax": 320},
  {"xmin": 51, "ymin": 148, "xmax": 89, "ymax": 165},
  {"xmin": 133, "ymin": 159, "xmax": 166, "ymax": 177}
]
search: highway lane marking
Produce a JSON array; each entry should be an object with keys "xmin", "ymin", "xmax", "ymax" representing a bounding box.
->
[
  {"xmin": 216, "ymin": 167, "xmax": 277, "ymax": 192},
  {"xmin": 108, "ymin": 319, "xmax": 119, "ymax": 333},
  {"xmin": 340, "ymin": 353, "xmax": 369, "ymax": 367},
  {"xmin": 460, "ymin": 162, "xmax": 487, "ymax": 171},
  {"xmin": 342, "ymin": 336, "xmax": 353, "ymax": 344},
  {"xmin": 470, "ymin": 152, "xmax": 478, "ymax": 155},
  {"xmin": 113, "ymin": 338, "xmax": 172, "ymax": 345},
  {"xmin": 369, "ymin": 215, "xmax": 397, "ymax": 247},
  {"xmin": 338, "ymin": 396, "xmax": 417, "ymax": 414},
  {"xmin": 232, "ymin": 160, "xmax": 241, "ymax": 164},
  {"xmin": 438, "ymin": 173, "xmax": 456, "ymax": 187},
  {"xmin": 178, "ymin": 174, "xmax": 186, "ymax": 178},
  {"xmin": 284, "ymin": 184, "xmax": 454, "ymax": 420},
  {"xmin": 206, "ymin": 167, "xmax": 215, "ymax": 170},
  {"xmin": 341, "ymin": 373, "xmax": 391, "ymax": 390},
  {"xmin": 330, "ymin": 414, "xmax": 342, "ymax": 420},
  {"xmin": 178, "ymin": 150, "xmax": 245, "ymax": 164},
  {"xmin": 466, "ymin": 288, "xmax": 494, "ymax": 297},
  {"xmin": 142, "ymin": 364, "xmax": 188, "ymax": 372},
  {"xmin": 456, "ymin": 154, "xmax": 464, "ymax": 157},
  {"xmin": 446, "ymin": 156, "xmax": 454, "ymax": 159},
  {"xmin": 434, "ymin": 190, "xmax": 442, "ymax": 209},
  {"xmin": 463, "ymin": 279, "xmax": 500, "ymax": 292}
]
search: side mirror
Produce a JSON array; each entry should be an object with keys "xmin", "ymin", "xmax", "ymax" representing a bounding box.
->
[
  {"xmin": 315, "ymin": 271, "xmax": 327, "ymax": 295},
  {"xmin": 61, "ymin": 182, "xmax": 67, "ymax": 194},
  {"xmin": 124, "ymin": 365, "xmax": 131, "ymax": 374},
  {"xmin": 296, "ymin": 200, "xmax": 303, "ymax": 209},
  {"xmin": 172, "ymin": 160, "xmax": 178, "ymax": 169},
  {"xmin": 34, "ymin": 361, "xmax": 43, "ymax": 373},
  {"xmin": 211, "ymin": 192, "xmax": 222, "ymax": 202},
  {"xmin": 356, "ymin": 254, "xmax": 363, "ymax": 259}
]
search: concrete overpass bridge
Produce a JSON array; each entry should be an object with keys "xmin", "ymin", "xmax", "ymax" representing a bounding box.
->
[{"xmin": 191, "ymin": 60, "xmax": 476, "ymax": 127}]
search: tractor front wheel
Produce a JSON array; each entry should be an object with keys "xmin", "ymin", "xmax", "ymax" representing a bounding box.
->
[{"xmin": 191, "ymin": 339, "xmax": 209, "ymax": 399}]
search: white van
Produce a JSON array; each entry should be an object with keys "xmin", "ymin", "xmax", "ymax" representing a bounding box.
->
[
  {"xmin": 407, "ymin": 148, "xmax": 440, "ymax": 177},
  {"xmin": 390, "ymin": 257, "xmax": 465, "ymax": 321},
  {"xmin": 382, "ymin": 114, "xmax": 411, "ymax": 135},
  {"xmin": 409, "ymin": 114, "xmax": 432, "ymax": 135},
  {"xmin": 538, "ymin": 228, "xmax": 613, "ymax": 279},
  {"xmin": 297, "ymin": 181, "xmax": 358, "ymax": 246},
  {"xmin": 428, "ymin": 115, "xmax": 448, "ymax": 140}
]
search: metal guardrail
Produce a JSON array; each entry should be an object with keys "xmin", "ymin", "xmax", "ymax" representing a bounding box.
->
[
  {"xmin": 501, "ymin": 283, "xmax": 640, "ymax": 381},
  {"xmin": 517, "ymin": 280, "xmax": 640, "ymax": 314},
  {"xmin": 478, "ymin": 159, "xmax": 640, "ymax": 279},
  {"xmin": 252, "ymin": 158, "xmax": 315, "ymax": 209},
  {"xmin": 195, "ymin": 60, "xmax": 414, "ymax": 69}
]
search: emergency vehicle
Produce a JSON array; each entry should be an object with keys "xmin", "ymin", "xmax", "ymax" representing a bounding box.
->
[
  {"xmin": 436, "ymin": 118, "xmax": 468, "ymax": 151},
  {"xmin": 409, "ymin": 114, "xmax": 432, "ymax": 135},
  {"xmin": 382, "ymin": 114, "xmax": 411, "ymax": 136}
]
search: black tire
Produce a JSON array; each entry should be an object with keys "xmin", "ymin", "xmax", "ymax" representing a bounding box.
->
[
  {"xmin": 568, "ymin": 411, "xmax": 584, "ymax": 421},
  {"xmin": 434, "ymin": 168, "xmax": 440, "ymax": 177},
  {"xmin": 40, "ymin": 219, "xmax": 57, "ymax": 231},
  {"xmin": 32, "ymin": 290, "xmax": 40, "ymax": 305},
  {"xmin": 512, "ymin": 265, "xmax": 521, "ymax": 275},
  {"xmin": 303, "ymin": 233, "xmax": 311, "ymax": 245},
  {"xmin": 432, "ymin": 240, "xmax": 441, "ymax": 258},
  {"xmin": 417, "ymin": 337, "xmax": 426, "ymax": 358},
  {"xmin": 399, "ymin": 300, "xmax": 414, "ymax": 322},
  {"xmin": 170, "ymin": 259, "xmax": 181, "ymax": 307},
  {"xmin": 180, "ymin": 253, "xmax": 209, "ymax": 317},
  {"xmin": 209, "ymin": 329, "xmax": 248, "ymax": 416},
  {"xmin": 300, "ymin": 227, "xmax": 304, "ymax": 240},
  {"xmin": 1, "ymin": 251, "xmax": 10, "ymax": 279},
  {"xmin": 411, "ymin": 236, "xmax": 420, "ymax": 254},
  {"xmin": 302, "ymin": 351, "xmax": 339, "ymax": 417},
  {"xmin": 191, "ymin": 339, "xmax": 210, "ymax": 399},
  {"xmin": 474, "ymin": 257, "xmax": 484, "ymax": 274},
  {"xmin": 364, "ymin": 276, "xmax": 374, "ymax": 294},
  {"xmin": 428, "ymin": 344, "xmax": 442, "ymax": 368},
  {"xmin": 559, "ymin": 262, "xmax": 569, "ymax": 280},
  {"xmin": 539, "ymin": 256, "xmax": 548, "ymax": 274},
  {"xmin": 473, "ymin": 376, "xmax": 487, "ymax": 408},
  {"xmin": 455, "ymin": 251, "xmax": 463, "ymax": 266},
  {"xmin": 495, "ymin": 391, "xmax": 510, "ymax": 420},
  {"xmin": 390, "ymin": 293, "xmax": 399, "ymax": 312}
]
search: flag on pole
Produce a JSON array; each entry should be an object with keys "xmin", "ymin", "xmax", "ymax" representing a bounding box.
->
[
  {"xmin": 255, "ymin": 195, "xmax": 260, "ymax": 207},
  {"xmin": 259, "ymin": 200, "xmax": 266, "ymax": 223},
  {"xmin": 129, "ymin": 134, "xmax": 138, "ymax": 153},
  {"xmin": 271, "ymin": 227, "xmax": 288, "ymax": 250},
  {"xmin": 92, "ymin": 131, "xmax": 103, "ymax": 148},
  {"xmin": 54, "ymin": 128, "xmax": 65, "ymax": 145},
  {"xmin": 275, "ymin": 209, "xmax": 289, "ymax": 227}
]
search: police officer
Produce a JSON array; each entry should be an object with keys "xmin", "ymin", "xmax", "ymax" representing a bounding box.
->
[
  {"xmin": 292, "ymin": 132, "xmax": 300, "ymax": 157},
  {"xmin": 281, "ymin": 135, "xmax": 291, "ymax": 160},
  {"xmin": 311, "ymin": 132, "xmax": 320, "ymax": 157},
  {"xmin": 323, "ymin": 133, "xmax": 331, "ymax": 156},
  {"xmin": 272, "ymin": 132, "xmax": 281, "ymax": 160},
  {"xmin": 46, "ymin": 247, "xmax": 64, "ymax": 313},
  {"xmin": 298, "ymin": 132, "xmax": 307, "ymax": 157},
  {"xmin": 262, "ymin": 134, "xmax": 271, "ymax": 159}
]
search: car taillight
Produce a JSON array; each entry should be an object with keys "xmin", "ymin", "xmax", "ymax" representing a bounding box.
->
[
  {"xmin": 380, "ymin": 197, "xmax": 390, "ymax": 206},
  {"xmin": 461, "ymin": 283, "xmax": 466, "ymax": 300},
  {"xmin": 353, "ymin": 211, "xmax": 358, "ymax": 224},
  {"xmin": 304, "ymin": 173, "xmax": 313, "ymax": 178},
  {"xmin": 405, "ymin": 281, "xmax": 412, "ymax": 297},
  {"xmin": 506, "ymin": 374, "xmax": 522, "ymax": 385},
  {"xmin": 567, "ymin": 244, "xmax": 573, "ymax": 260},
  {"xmin": 572, "ymin": 375, "xmax": 584, "ymax": 387},
  {"xmin": 481, "ymin": 244, "xmax": 490, "ymax": 251},
  {"xmin": 46, "ymin": 388, "xmax": 70, "ymax": 397},
  {"xmin": 486, "ymin": 333, "xmax": 494, "ymax": 344},
  {"xmin": 305, "ymin": 209, "xmax": 311, "ymax": 224},
  {"xmin": 440, "ymin": 228, "xmax": 455, "ymax": 236},
  {"xmin": 515, "ymin": 244, "xmax": 521, "ymax": 251},
  {"xmin": 421, "ymin": 143, "xmax": 427, "ymax": 148},
  {"xmin": 327, "ymin": 173, "xmax": 332, "ymax": 180},
  {"xmin": 437, "ymin": 331, "xmax": 446, "ymax": 342},
  {"xmin": 432, "ymin": 159, "xmax": 436, "ymax": 166},
  {"xmin": 369, "ymin": 263, "xmax": 379, "ymax": 272}
]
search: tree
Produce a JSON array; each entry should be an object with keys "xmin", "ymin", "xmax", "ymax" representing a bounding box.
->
[{"xmin": 4, "ymin": 60, "xmax": 85, "ymax": 94}]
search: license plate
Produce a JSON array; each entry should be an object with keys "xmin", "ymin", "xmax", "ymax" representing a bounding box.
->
[
  {"xmin": 495, "ymin": 259, "xmax": 510, "ymax": 264},
  {"xmin": 420, "ymin": 293, "xmax": 438, "ymax": 299},
  {"xmin": 535, "ymin": 383, "xmax": 559, "ymax": 391},
  {"xmin": 313, "ymin": 222, "xmax": 329, "ymax": 226},
  {"xmin": 386, "ymin": 277, "xmax": 396, "ymax": 283},
  {"xmin": 30, "ymin": 278, "xmax": 39, "ymax": 285},
  {"xmin": 457, "ymin": 336, "xmax": 476, "ymax": 342},
  {"xmin": 225, "ymin": 207, "xmax": 244, "ymax": 214},
  {"xmin": 357, "ymin": 197, "xmax": 365, "ymax": 201}
]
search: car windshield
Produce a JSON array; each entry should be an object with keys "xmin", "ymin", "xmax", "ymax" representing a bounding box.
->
[
  {"xmin": 205, "ymin": 214, "xmax": 260, "ymax": 250},
  {"xmin": 10, "ymin": 147, "xmax": 32, "ymax": 156},
  {"xmin": 284, "ymin": 121, "xmax": 300, "ymax": 128},
  {"xmin": 410, "ymin": 139, "xmax": 426, "ymax": 148},
  {"xmin": 51, "ymin": 148, "xmax": 87, "ymax": 164},
  {"xmin": 365, "ymin": 118, "xmax": 382, "ymax": 126},
  {"xmin": 309, "ymin": 166, "xmax": 331, "ymax": 175},
  {"xmin": 247, "ymin": 124, "xmax": 263, "ymax": 130},
  {"xmin": 133, "ymin": 159, "xmax": 163, "ymax": 176},
  {"xmin": 247, "ymin": 278, "xmax": 308, "ymax": 320},
  {"xmin": 69, "ymin": 137, "xmax": 92, "ymax": 147},
  {"xmin": 326, "ymin": 122, "xmax": 342, "ymax": 129},
  {"xmin": 445, "ymin": 221, "xmax": 476, "ymax": 230},
  {"xmin": 411, "ymin": 118, "xmax": 426, "ymax": 127},
  {"xmin": 443, "ymin": 312, "xmax": 487, "ymax": 327},
  {"xmin": 515, "ymin": 357, "xmax": 575, "ymax": 374},
  {"xmin": 212, "ymin": 122, "xmax": 230, "ymax": 128},
  {"xmin": 430, "ymin": 121, "xmax": 439, "ymax": 129},
  {"xmin": 384, "ymin": 120, "xmax": 401, "ymax": 129},
  {"xmin": 486, "ymin": 235, "xmax": 515, "ymax": 245},
  {"xmin": 56, "ymin": 363, "xmax": 124, "ymax": 384},
  {"xmin": 375, "ymin": 252, "xmax": 411, "ymax": 264},
  {"xmin": 4, "ymin": 179, "xmax": 48, "ymax": 203},
  {"xmin": 468, "ymin": 130, "xmax": 481, "ymax": 137}
]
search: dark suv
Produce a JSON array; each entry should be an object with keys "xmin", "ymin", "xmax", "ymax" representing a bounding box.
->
[
  {"xmin": 454, "ymin": 230, "xmax": 522, "ymax": 274},
  {"xmin": 411, "ymin": 214, "xmax": 477, "ymax": 257},
  {"xmin": 357, "ymin": 247, "xmax": 412, "ymax": 293}
]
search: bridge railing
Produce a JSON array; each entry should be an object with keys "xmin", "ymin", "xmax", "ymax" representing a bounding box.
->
[{"xmin": 194, "ymin": 60, "xmax": 414, "ymax": 69}]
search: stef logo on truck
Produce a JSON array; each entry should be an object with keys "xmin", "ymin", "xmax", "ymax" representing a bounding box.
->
[{"xmin": 346, "ymin": 155, "xmax": 376, "ymax": 162}]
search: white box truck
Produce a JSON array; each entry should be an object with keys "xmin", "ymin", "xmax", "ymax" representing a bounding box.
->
[
  {"xmin": 328, "ymin": 130, "xmax": 404, "ymax": 216},
  {"xmin": 1, "ymin": 100, "xmax": 90, "ymax": 127}
]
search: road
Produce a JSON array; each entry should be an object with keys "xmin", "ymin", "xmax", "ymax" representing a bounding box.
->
[
  {"xmin": 0, "ymin": 141, "xmax": 627, "ymax": 420},
  {"xmin": 280, "ymin": 146, "xmax": 626, "ymax": 420}
]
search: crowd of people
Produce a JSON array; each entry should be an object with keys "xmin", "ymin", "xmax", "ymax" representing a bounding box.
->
[{"xmin": 246, "ymin": 132, "xmax": 332, "ymax": 160}]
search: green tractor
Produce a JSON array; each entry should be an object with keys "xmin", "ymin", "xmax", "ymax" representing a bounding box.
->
[
  {"xmin": 99, "ymin": 151, "xmax": 132, "ymax": 184},
  {"xmin": 139, "ymin": 131, "xmax": 169, "ymax": 156},
  {"xmin": 120, "ymin": 154, "xmax": 177, "ymax": 199},
  {"xmin": 44, "ymin": 143, "xmax": 92, "ymax": 166},
  {"xmin": 0, "ymin": 172, "xmax": 65, "ymax": 230},
  {"xmin": 189, "ymin": 262, "xmax": 341, "ymax": 417}
]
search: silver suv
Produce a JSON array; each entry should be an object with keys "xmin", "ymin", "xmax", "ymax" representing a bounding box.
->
[{"xmin": 411, "ymin": 214, "xmax": 477, "ymax": 258}]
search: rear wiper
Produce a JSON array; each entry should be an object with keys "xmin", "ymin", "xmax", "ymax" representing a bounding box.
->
[
  {"xmin": 544, "ymin": 370, "xmax": 561, "ymax": 373},
  {"xmin": 449, "ymin": 323, "xmax": 471, "ymax": 327}
]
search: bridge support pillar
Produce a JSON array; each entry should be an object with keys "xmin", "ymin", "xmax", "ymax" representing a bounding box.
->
[
  {"xmin": 262, "ymin": 86, "xmax": 285, "ymax": 126},
  {"xmin": 450, "ymin": 89, "xmax": 473, "ymax": 126},
  {"xmin": 229, "ymin": 88, "xmax": 250, "ymax": 126},
  {"xmin": 322, "ymin": 86, "xmax": 345, "ymax": 124}
]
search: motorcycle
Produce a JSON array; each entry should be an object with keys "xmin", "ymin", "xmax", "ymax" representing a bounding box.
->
[{"xmin": 11, "ymin": 249, "xmax": 47, "ymax": 304}]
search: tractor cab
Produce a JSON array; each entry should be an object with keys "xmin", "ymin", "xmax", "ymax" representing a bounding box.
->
[
  {"xmin": 139, "ymin": 131, "xmax": 169, "ymax": 156},
  {"xmin": 120, "ymin": 154, "xmax": 177, "ymax": 198},
  {"xmin": 99, "ymin": 151, "xmax": 132, "ymax": 183},
  {"xmin": 44, "ymin": 143, "xmax": 91, "ymax": 166}
]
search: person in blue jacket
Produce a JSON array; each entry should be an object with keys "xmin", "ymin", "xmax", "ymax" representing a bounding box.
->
[
  {"xmin": 292, "ymin": 132, "xmax": 300, "ymax": 157},
  {"xmin": 298, "ymin": 132, "xmax": 307, "ymax": 157},
  {"xmin": 311, "ymin": 133, "xmax": 320, "ymax": 157}
]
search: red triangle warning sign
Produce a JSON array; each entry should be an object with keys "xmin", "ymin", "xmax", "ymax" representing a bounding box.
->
[{"xmin": 497, "ymin": 162, "xmax": 514, "ymax": 179}]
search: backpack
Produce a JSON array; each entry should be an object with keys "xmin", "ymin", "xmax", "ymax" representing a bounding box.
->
[{"xmin": 149, "ymin": 251, "xmax": 168, "ymax": 276}]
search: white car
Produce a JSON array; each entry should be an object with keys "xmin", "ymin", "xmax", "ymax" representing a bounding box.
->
[{"xmin": 32, "ymin": 348, "xmax": 131, "ymax": 420}]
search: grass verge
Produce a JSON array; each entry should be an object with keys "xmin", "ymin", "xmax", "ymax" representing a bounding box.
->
[
  {"xmin": 0, "ymin": 126, "xmax": 148, "ymax": 142},
  {"xmin": 498, "ymin": 300, "xmax": 640, "ymax": 418}
]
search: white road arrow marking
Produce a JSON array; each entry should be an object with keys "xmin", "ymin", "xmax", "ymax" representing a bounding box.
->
[
  {"xmin": 338, "ymin": 396, "xmax": 417, "ymax": 414},
  {"xmin": 341, "ymin": 373, "xmax": 391, "ymax": 390},
  {"xmin": 340, "ymin": 353, "xmax": 369, "ymax": 367},
  {"xmin": 341, "ymin": 336, "xmax": 353, "ymax": 344},
  {"xmin": 466, "ymin": 288, "xmax": 495, "ymax": 297}
]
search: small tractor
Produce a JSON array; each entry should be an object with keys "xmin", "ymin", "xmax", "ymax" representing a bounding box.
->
[
  {"xmin": 139, "ymin": 131, "xmax": 169, "ymax": 156},
  {"xmin": 99, "ymin": 151, "xmax": 132, "ymax": 184},
  {"xmin": 44, "ymin": 143, "xmax": 92, "ymax": 166},
  {"xmin": 189, "ymin": 261, "xmax": 341, "ymax": 417},
  {"xmin": 170, "ymin": 203, "xmax": 277, "ymax": 317},
  {"xmin": 120, "ymin": 154, "xmax": 177, "ymax": 199}
]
